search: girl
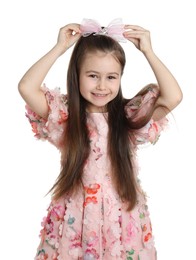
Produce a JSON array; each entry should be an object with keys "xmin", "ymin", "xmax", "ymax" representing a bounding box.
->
[{"xmin": 18, "ymin": 19, "xmax": 182, "ymax": 260}]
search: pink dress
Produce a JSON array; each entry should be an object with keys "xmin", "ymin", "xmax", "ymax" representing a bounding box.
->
[{"xmin": 25, "ymin": 86, "xmax": 168, "ymax": 260}]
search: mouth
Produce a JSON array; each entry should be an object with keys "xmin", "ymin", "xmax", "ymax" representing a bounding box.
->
[{"xmin": 92, "ymin": 93, "xmax": 108, "ymax": 97}]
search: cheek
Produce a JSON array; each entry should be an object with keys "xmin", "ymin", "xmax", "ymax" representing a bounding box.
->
[
  {"xmin": 113, "ymin": 83, "xmax": 121, "ymax": 94},
  {"xmin": 80, "ymin": 83, "xmax": 91, "ymax": 94},
  {"xmin": 79, "ymin": 78, "xmax": 87, "ymax": 95},
  {"xmin": 79, "ymin": 86, "xmax": 87, "ymax": 98},
  {"xmin": 79, "ymin": 76, "xmax": 93, "ymax": 91}
]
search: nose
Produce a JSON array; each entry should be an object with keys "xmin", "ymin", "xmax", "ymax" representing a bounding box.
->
[{"xmin": 96, "ymin": 78, "xmax": 106, "ymax": 90}]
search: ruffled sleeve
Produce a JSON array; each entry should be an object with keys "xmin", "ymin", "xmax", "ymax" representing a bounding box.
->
[
  {"xmin": 125, "ymin": 85, "xmax": 168, "ymax": 145},
  {"xmin": 25, "ymin": 85, "xmax": 68, "ymax": 148},
  {"xmin": 130, "ymin": 117, "xmax": 168, "ymax": 145}
]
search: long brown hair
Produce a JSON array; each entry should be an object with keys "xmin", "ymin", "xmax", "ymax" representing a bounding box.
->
[{"xmin": 50, "ymin": 34, "xmax": 159, "ymax": 210}]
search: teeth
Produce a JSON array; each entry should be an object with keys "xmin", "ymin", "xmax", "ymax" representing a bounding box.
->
[{"xmin": 94, "ymin": 93, "xmax": 107, "ymax": 97}]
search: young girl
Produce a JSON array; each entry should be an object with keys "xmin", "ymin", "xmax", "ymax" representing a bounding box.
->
[{"xmin": 18, "ymin": 19, "xmax": 182, "ymax": 260}]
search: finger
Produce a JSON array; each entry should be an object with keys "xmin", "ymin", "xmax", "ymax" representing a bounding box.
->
[
  {"xmin": 61, "ymin": 23, "xmax": 81, "ymax": 35},
  {"xmin": 124, "ymin": 31, "xmax": 147, "ymax": 39},
  {"xmin": 127, "ymin": 38, "xmax": 139, "ymax": 46},
  {"xmin": 124, "ymin": 25, "xmax": 147, "ymax": 31},
  {"xmin": 69, "ymin": 24, "xmax": 81, "ymax": 34}
]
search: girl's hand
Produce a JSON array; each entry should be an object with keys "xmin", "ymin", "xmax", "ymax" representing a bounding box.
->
[
  {"xmin": 123, "ymin": 25, "xmax": 153, "ymax": 54},
  {"xmin": 56, "ymin": 23, "xmax": 81, "ymax": 54}
]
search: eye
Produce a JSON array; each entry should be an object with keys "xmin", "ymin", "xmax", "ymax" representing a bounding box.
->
[
  {"xmin": 108, "ymin": 75, "xmax": 116, "ymax": 80},
  {"xmin": 89, "ymin": 74, "xmax": 98, "ymax": 79}
]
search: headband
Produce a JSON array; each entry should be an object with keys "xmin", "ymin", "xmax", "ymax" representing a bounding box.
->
[{"xmin": 80, "ymin": 18, "xmax": 126, "ymax": 43}]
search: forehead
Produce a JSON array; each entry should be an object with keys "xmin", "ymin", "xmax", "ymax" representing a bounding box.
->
[{"xmin": 81, "ymin": 51, "xmax": 121, "ymax": 72}]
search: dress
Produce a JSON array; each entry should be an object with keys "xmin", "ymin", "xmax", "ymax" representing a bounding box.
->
[{"xmin": 25, "ymin": 85, "xmax": 168, "ymax": 260}]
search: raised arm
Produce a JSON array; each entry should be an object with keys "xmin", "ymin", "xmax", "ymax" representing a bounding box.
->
[
  {"xmin": 123, "ymin": 25, "xmax": 183, "ymax": 121},
  {"xmin": 18, "ymin": 24, "xmax": 81, "ymax": 119}
]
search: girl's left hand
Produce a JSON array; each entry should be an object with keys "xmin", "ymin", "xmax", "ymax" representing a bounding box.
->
[{"xmin": 123, "ymin": 25, "xmax": 153, "ymax": 54}]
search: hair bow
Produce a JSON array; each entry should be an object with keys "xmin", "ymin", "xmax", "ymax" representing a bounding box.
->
[{"xmin": 80, "ymin": 18, "xmax": 126, "ymax": 43}]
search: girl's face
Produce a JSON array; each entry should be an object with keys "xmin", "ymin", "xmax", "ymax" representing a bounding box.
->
[{"xmin": 79, "ymin": 51, "xmax": 122, "ymax": 113}]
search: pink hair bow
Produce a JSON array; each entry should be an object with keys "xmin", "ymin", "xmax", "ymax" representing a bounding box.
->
[{"xmin": 80, "ymin": 18, "xmax": 126, "ymax": 43}]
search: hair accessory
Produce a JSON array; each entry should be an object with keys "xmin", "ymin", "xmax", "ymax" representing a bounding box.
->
[{"xmin": 80, "ymin": 18, "xmax": 126, "ymax": 43}]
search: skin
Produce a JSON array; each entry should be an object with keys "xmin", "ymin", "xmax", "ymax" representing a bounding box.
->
[
  {"xmin": 79, "ymin": 51, "xmax": 122, "ymax": 112},
  {"xmin": 18, "ymin": 23, "xmax": 183, "ymax": 120}
]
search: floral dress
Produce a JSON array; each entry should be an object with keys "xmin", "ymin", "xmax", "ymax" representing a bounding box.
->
[{"xmin": 25, "ymin": 85, "xmax": 168, "ymax": 260}]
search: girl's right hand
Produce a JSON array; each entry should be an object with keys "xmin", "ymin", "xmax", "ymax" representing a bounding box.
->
[{"xmin": 56, "ymin": 23, "xmax": 81, "ymax": 54}]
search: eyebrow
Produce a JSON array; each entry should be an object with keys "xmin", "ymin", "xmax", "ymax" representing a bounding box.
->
[{"xmin": 85, "ymin": 70, "xmax": 120, "ymax": 76}]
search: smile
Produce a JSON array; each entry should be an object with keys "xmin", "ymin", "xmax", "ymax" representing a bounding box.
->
[{"xmin": 92, "ymin": 93, "xmax": 108, "ymax": 97}]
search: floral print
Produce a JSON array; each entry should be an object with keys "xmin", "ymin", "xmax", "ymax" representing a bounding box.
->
[
  {"xmin": 26, "ymin": 85, "xmax": 68, "ymax": 148},
  {"xmin": 25, "ymin": 85, "xmax": 167, "ymax": 259}
]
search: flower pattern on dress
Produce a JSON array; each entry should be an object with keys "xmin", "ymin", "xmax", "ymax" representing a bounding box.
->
[
  {"xmin": 25, "ymin": 85, "xmax": 167, "ymax": 259},
  {"xmin": 35, "ymin": 199, "xmax": 66, "ymax": 260},
  {"xmin": 126, "ymin": 248, "xmax": 136, "ymax": 260},
  {"xmin": 126, "ymin": 215, "xmax": 139, "ymax": 240},
  {"xmin": 26, "ymin": 85, "xmax": 68, "ymax": 148},
  {"xmin": 84, "ymin": 248, "xmax": 99, "ymax": 260}
]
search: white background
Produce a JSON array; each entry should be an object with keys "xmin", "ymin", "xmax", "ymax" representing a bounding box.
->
[{"xmin": 0, "ymin": 0, "xmax": 195, "ymax": 259}]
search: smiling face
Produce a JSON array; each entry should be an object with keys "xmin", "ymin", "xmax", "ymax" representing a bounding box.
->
[{"xmin": 79, "ymin": 51, "xmax": 122, "ymax": 113}]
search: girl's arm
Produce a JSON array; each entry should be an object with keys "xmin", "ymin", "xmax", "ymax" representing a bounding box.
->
[
  {"xmin": 18, "ymin": 24, "xmax": 81, "ymax": 119},
  {"xmin": 123, "ymin": 25, "xmax": 183, "ymax": 121}
]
